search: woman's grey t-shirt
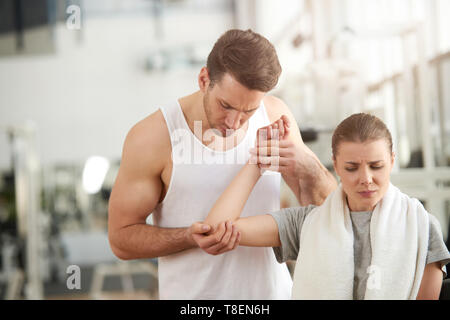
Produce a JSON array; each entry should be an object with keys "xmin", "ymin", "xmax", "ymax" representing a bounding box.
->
[{"xmin": 270, "ymin": 205, "xmax": 450, "ymax": 300}]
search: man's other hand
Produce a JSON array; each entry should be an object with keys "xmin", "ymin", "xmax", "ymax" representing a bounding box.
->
[{"xmin": 189, "ymin": 221, "xmax": 241, "ymax": 255}]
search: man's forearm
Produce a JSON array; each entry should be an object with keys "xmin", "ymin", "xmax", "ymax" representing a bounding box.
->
[
  {"xmin": 286, "ymin": 149, "xmax": 337, "ymax": 206},
  {"xmin": 298, "ymin": 167, "xmax": 337, "ymax": 206},
  {"xmin": 109, "ymin": 224, "xmax": 195, "ymax": 260}
]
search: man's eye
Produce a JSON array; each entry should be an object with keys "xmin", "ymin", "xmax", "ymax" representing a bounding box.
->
[
  {"xmin": 345, "ymin": 168, "xmax": 357, "ymax": 172},
  {"xmin": 371, "ymin": 166, "xmax": 383, "ymax": 170},
  {"xmin": 221, "ymin": 104, "xmax": 231, "ymax": 110}
]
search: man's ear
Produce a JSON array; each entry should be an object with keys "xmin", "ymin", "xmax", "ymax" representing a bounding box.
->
[{"xmin": 198, "ymin": 67, "xmax": 211, "ymax": 93}]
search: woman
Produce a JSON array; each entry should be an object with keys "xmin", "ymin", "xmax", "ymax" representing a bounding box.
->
[{"xmin": 203, "ymin": 113, "xmax": 450, "ymax": 300}]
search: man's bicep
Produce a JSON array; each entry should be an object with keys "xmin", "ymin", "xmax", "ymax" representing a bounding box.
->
[
  {"xmin": 108, "ymin": 125, "xmax": 166, "ymax": 233},
  {"xmin": 108, "ymin": 172, "xmax": 162, "ymax": 231}
]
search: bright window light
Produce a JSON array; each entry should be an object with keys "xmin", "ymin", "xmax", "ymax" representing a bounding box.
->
[{"xmin": 82, "ymin": 156, "xmax": 110, "ymax": 194}]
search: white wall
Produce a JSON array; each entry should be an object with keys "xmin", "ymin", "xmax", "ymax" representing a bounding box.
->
[{"xmin": 0, "ymin": 11, "xmax": 233, "ymax": 169}]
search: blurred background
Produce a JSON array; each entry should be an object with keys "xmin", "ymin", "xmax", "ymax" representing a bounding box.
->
[{"xmin": 0, "ymin": 0, "xmax": 449, "ymax": 300}]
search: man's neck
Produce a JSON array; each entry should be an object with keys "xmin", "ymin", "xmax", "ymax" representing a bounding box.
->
[{"xmin": 178, "ymin": 91, "xmax": 210, "ymax": 133}]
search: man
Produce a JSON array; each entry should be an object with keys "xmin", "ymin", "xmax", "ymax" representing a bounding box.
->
[{"xmin": 108, "ymin": 29, "xmax": 337, "ymax": 299}]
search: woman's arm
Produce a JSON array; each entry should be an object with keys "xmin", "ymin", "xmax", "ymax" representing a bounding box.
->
[
  {"xmin": 416, "ymin": 262, "xmax": 443, "ymax": 300},
  {"xmin": 203, "ymin": 117, "xmax": 290, "ymax": 248},
  {"xmin": 203, "ymin": 161, "xmax": 281, "ymax": 247},
  {"xmin": 203, "ymin": 161, "xmax": 261, "ymax": 228},
  {"xmin": 233, "ymin": 215, "xmax": 281, "ymax": 247}
]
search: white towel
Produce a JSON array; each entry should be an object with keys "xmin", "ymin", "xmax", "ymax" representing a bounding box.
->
[{"xmin": 291, "ymin": 183, "xmax": 429, "ymax": 300}]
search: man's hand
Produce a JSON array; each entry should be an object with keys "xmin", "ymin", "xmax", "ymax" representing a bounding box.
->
[
  {"xmin": 251, "ymin": 115, "xmax": 300, "ymax": 174},
  {"xmin": 251, "ymin": 139, "xmax": 305, "ymax": 176},
  {"xmin": 189, "ymin": 221, "xmax": 241, "ymax": 255},
  {"xmin": 251, "ymin": 114, "xmax": 337, "ymax": 206}
]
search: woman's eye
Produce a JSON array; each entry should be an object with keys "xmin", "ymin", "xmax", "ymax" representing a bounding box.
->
[
  {"xmin": 345, "ymin": 168, "xmax": 357, "ymax": 172},
  {"xmin": 371, "ymin": 166, "xmax": 383, "ymax": 170}
]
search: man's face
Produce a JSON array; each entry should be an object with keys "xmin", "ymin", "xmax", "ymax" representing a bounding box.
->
[{"xmin": 203, "ymin": 73, "xmax": 265, "ymax": 137}]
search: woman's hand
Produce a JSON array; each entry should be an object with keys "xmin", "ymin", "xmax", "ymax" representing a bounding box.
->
[
  {"xmin": 190, "ymin": 221, "xmax": 241, "ymax": 255},
  {"xmin": 257, "ymin": 114, "xmax": 291, "ymax": 141},
  {"xmin": 250, "ymin": 115, "xmax": 295, "ymax": 173}
]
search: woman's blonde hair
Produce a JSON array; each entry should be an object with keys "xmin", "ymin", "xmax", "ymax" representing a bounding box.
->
[{"xmin": 332, "ymin": 113, "xmax": 393, "ymax": 158}]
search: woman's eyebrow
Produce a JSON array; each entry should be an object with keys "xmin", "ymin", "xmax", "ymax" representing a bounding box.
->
[{"xmin": 344, "ymin": 160, "xmax": 384, "ymax": 165}]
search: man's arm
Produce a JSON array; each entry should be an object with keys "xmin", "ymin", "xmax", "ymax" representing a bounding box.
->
[
  {"xmin": 261, "ymin": 96, "xmax": 337, "ymax": 206},
  {"xmin": 108, "ymin": 114, "xmax": 198, "ymax": 260},
  {"xmin": 108, "ymin": 112, "xmax": 234, "ymax": 260},
  {"xmin": 289, "ymin": 143, "xmax": 338, "ymax": 206}
]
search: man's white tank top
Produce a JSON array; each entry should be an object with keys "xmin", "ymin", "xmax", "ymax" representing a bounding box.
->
[{"xmin": 153, "ymin": 100, "xmax": 293, "ymax": 299}]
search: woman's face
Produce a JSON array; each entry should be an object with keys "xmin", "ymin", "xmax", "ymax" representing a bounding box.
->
[{"xmin": 333, "ymin": 139, "xmax": 395, "ymax": 212}]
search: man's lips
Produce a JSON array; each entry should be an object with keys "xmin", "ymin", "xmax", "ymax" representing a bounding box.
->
[{"xmin": 220, "ymin": 126, "xmax": 234, "ymax": 136}]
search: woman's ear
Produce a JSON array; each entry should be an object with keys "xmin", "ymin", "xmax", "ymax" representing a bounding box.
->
[
  {"xmin": 390, "ymin": 151, "xmax": 396, "ymax": 171},
  {"xmin": 198, "ymin": 67, "xmax": 211, "ymax": 93},
  {"xmin": 332, "ymin": 156, "xmax": 339, "ymax": 177}
]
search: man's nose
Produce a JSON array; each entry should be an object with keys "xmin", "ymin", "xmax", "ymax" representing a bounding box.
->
[{"xmin": 225, "ymin": 111, "xmax": 242, "ymax": 130}]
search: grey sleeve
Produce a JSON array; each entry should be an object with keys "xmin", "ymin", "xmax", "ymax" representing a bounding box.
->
[
  {"xmin": 426, "ymin": 214, "xmax": 450, "ymax": 278},
  {"xmin": 269, "ymin": 205, "xmax": 317, "ymax": 263}
]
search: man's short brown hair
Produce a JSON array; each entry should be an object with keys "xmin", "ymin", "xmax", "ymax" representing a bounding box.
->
[{"xmin": 206, "ymin": 29, "xmax": 282, "ymax": 92}]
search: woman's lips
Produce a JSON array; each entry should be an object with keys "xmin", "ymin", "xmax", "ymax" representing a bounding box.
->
[{"xmin": 358, "ymin": 191, "xmax": 376, "ymax": 198}]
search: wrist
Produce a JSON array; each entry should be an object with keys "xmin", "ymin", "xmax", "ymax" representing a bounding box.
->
[
  {"xmin": 252, "ymin": 163, "xmax": 264, "ymax": 179},
  {"xmin": 184, "ymin": 227, "xmax": 197, "ymax": 248},
  {"xmin": 245, "ymin": 159, "xmax": 262, "ymax": 176}
]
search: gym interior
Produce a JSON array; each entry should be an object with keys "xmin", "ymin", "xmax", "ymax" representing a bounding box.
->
[{"xmin": 0, "ymin": 0, "xmax": 449, "ymax": 300}]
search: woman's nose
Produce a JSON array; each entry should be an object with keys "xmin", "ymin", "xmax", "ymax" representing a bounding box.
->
[{"xmin": 359, "ymin": 168, "xmax": 373, "ymax": 185}]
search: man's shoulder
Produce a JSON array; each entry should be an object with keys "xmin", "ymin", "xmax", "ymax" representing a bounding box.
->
[
  {"xmin": 123, "ymin": 109, "xmax": 171, "ymax": 165},
  {"xmin": 262, "ymin": 95, "xmax": 291, "ymax": 122},
  {"xmin": 127, "ymin": 109, "xmax": 169, "ymax": 144}
]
